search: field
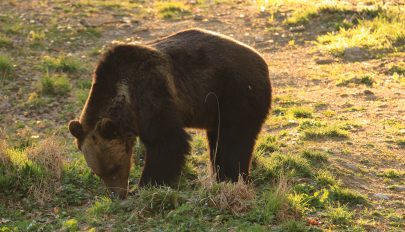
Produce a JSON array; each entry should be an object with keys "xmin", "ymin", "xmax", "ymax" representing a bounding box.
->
[{"xmin": 0, "ymin": 0, "xmax": 404, "ymax": 231}]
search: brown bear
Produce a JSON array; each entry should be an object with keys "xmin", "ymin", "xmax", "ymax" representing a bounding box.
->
[{"xmin": 69, "ymin": 28, "xmax": 272, "ymax": 198}]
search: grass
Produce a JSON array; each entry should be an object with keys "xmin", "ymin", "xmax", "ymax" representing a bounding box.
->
[
  {"xmin": 39, "ymin": 73, "xmax": 71, "ymax": 96},
  {"xmin": 302, "ymin": 126, "xmax": 349, "ymax": 140},
  {"xmin": 329, "ymin": 185, "xmax": 367, "ymax": 205},
  {"xmin": 0, "ymin": 55, "xmax": 13, "ymax": 79},
  {"xmin": 62, "ymin": 219, "xmax": 79, "ymax": 232},
  {"xmin": 276, "ymin": 220, "xmax": 308, "ymax": 232},
  {"xmin": 284, "ymin": 1, "xmax": 380, "ymax": 28},
  {"xmin": 253, "ymin": 152, "xmax": 313, "ymax": 180},
  {"xmin": 301, "ymin": 150, "xmax": 329, "ymax": 163},
  {"xmin": 288, "ymin": 192, "xmax": 309, "ymax": 215},
  {"xmin": 78, "ymin": 0, "xmax": 139, "ymax": 10},
  {"xmin": 317, "ymin": 7, "xmax": 405, "ymax": 57},
  {"xmin": 389, "ymin": 62, "xmax": 405, "ymax": 75},
  {"xmin": 326, "ymin": 204, "xmax": 353, "ymax": 225},
  {"xmin": 396, "ymin": 138, "xmax": 405, "ymax": 148},
  {"xmin": 288, "ymin": 106, "xmax": 313, "ymax": 119},
  {"xmin": 156, "ymin": 2, "xmax": 191, "ymax": 20},
  {"xmin": 255, "ymin": 134, "xmax": 279, "ymax": 154},
  {"xmin": 315, "ymin": 170, "xmax": 338, "ymax": 187},
  {"xmin": 0, "ymin": 34, "xmax": 12, "ymax": 48},
  {"xmin": 378, "ymin": 169, "xmax": 405, "ymax": 179},
  {"xmin": 336, "ymin": 74, "xmax": 375, "ymax": 87},
  {"xmin": 42, "ymin": 55, "xmax": 82, "ymax": 73},
  {"xmin": 0, "ymin": 138, "xmax": 64, "ymax": 203},
  {"xmin": 249, "ymin": 179, "xmax": 290, "ymax": 224}
]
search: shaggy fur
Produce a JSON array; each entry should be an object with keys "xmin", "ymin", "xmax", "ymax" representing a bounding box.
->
[{"xmin": 69, "ymin": 28, "xmax": 272, "ymax": 195}]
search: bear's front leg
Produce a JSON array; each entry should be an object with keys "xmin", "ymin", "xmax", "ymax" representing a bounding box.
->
[{"xmin": 138, "ymin": 129, "xmax": 190, "ymax": 186}]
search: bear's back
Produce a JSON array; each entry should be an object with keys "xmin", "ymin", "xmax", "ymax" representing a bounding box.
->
[{"xmin": 151, "ymin": 29, "xmax": 266, "ymax": 69}]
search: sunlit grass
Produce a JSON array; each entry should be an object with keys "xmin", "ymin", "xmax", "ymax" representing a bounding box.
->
[
  {"xmin": 326, "ymin": 204, "xmax": 353, "ymax": 225},
  {"xmin": 299, "ymin": 119, "xmax": 350, "ymax": 140},
  {"xmin": 255, "ymin": 134, "xmax": 279, "ymax": 154},
  {"xmin": 288, "ymin": 106, "xmax": 313, "ymax": 119},
  {"xmin": 42, "ymin": 55, "xmax": 82, "ymax": 73},
  {"xmin": 78, "ymin": 0, "xmax": 139, "ymax": 10},
  {"xmin": 315, "ymin": 170, "xmax": 338, "ymax": 187},
  {"xmin": 317, "ymin": 8, "xmax": 405, "ymax": 56},
  {"xmin": 336, "ymin": 73, "xmax": 375, "ymax": 87},
  {"xmin": 39, "ymin": 73, "xmax": 71, "ymax": 96},
  {"xmin": 378, "ymin": 169, "xmax": 404, "ymax": 179},
  {"xmin": 156, "ymin": 2, "xmax": 191, "ymax": 20},
  {"xmin": 301, "ymin": 150, "xmax": 328, "ymax": 163},
  {"xmin": 253, "ymin": 152, "xmax": 313, "ymax": 180}
]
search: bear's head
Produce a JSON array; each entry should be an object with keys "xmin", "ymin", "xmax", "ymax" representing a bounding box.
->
[{"xmin": 68, "ymin": 118, "xmax": 132, "ymax": 199}]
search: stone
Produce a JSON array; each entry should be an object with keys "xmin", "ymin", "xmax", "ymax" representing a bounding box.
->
[
  {"xmin": 315, "ymin": 59, "xmax": 335, "ymax": 64},
  {"xmin": 343, "ymin": 47, "xmax": 368, "ymax": 61},
  {"xmin": 374, "ymin": 193, "xmax": 390, "ymax": 200}
]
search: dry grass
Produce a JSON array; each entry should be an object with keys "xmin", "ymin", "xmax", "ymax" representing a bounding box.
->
[
  {"xmin": 272, "ymin": 176, "xmax": 294, "ymax": 221},
  {"xmin": 0, "ymin": 130, "xmax": 10, "ymax": 165},
  {"xmin": 210, "ymin": 178, "xmax": 255, "ymax": 215},
  {"xmin": 26, "ymin": 137, "xmax": 64, "ymax": 179},
  {"xmin": 198, "ymin": 171, "xmax": 255, "ymax": 215},
  {"xmin": 25, "ymin": 137, "xmax": 65, "ymax": 203}
]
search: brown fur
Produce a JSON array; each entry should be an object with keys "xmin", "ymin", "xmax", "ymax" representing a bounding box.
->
[{"xmin": 69, "ymin": 28, "xmax": 272, "ymax": 198}]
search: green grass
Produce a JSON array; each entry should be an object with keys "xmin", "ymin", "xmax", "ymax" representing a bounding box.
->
[
  {"xmin": 284, "ymin": 2, "xmax": 380, "ymax": 29},
  {"xmin": 389, "ymin": 62, "xmax": 405, "ymax": 85},
  {"xmin": 62, "ymin": 219, "xmax": 79, "ymax": 232},
  {"xmin": 326, "ymin": 204, "xmax": 353, "ymax": 225},
  {"xmin": 253, "ymin": 152, "xmax": 313, "ymax": 181},
  {"xmin": 302, "ymin": 126, "xmax": 349, "ymax": 140},
  {"xmin": 276, "ymin": 220, "xmax": 308, "ymax": 232},
  {"xmin": 329, "ymin": 185, "xmax": 367, "ymax": 205},
  {"xmin": 26, "ymin": 92, "xmax": 48, "ymax": 108},
  {"xmin": 78, "ymin": 0, "xmax": 139, "ymax": 10},
  {"xmin": 315, "ymin": 170, "xmax": 338, "ymax": 187},
  {"xmin": 248, "ymin": 182, "xmax": 289, "ymax": 224},
  {"xmin": 42, "ymin": 55, "xmax": 82, "ymax": 73},
  {"xmin": 0, "ymin": 140, "xmax": 63, "ymax": 200},
  {"xmin": 40, "ymin": 74, "xmax": 71, "ymax": 96},
  {"xmin": 288, "ymin": 192, "xmax": 309, "ymax": 215},
  {"xmin": 336, "ymin": 74, "xmax": 375, "ymax": 87},
  {"xmin": 156, "ymin": 2, "xmax": 191, "ymax": 20},
  {"xmin": 288, "ymin": 106, "xmax": 313, "ymax": 119},
  {"xmin": 285, "ymin": 5, "xmax": 318, "ymax": 26},
  {"xmin": 274, "ymin": 95, "xmax": 299, "ymax": 106},
  {"xmin": 0, "ymin": 34, "xmax": 12, "ymax": 48},
  {"xmin": 301, "ymin": 150, "xmax": 329, "ymax": 163},
  {"xmin": 317, "ymin": 7, "xmax": 405, "ymax": 56},
  {"xmin": 0, "ymin": 14, "xmax": 23, "ymax": 35},
  {"xmin": 88, "ymin": 196, "xmax": 113, "ymax": 217},
  {"xmin": 378, "ymin": 169, "xmax": 404, "ymax": 179},
  {"xmin": 255, "ymin": 134, "xmax": 279, "ymax": 154},
  {"xmin": 396, "ymin": 138, "xmax": 405, "ymax": 148},
  {"xmin": 78, "ymin": 27, "xmax": 102, "ymax": 38},
  {"xmin": 389, "ymin": 62, "xmax": 405, "ymax": 76},
  {"xmin": 0, "ymin": 55, "xmax": 13, "ymax": 79}
]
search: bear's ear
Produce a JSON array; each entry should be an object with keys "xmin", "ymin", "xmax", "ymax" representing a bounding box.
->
[
  {"xmin": 97, "ymin": 118, "xmax": 118, "ymax": 140},
  {"xmin": 69, "ymin": 120, "xmax": 84, "ymax": 139}
]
